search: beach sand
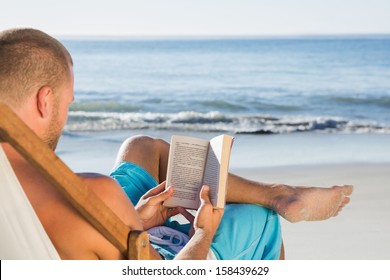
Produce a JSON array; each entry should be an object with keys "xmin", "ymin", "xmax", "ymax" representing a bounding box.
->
[
  {"xmin": 57, "ymin": 130, "xmax": 390, "ymax": 260},
  {"xmin": 235, "ymin": 164, "xmax": 390, "ymax": 259}
]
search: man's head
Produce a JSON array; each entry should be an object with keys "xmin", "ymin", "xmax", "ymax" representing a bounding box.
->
[{"xmin": 0, "ymin": 28, "xmax": 74, "ymax": 149}]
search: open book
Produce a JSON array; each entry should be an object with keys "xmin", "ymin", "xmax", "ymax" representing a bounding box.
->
[{"xmin": 163, "ymin": 134, "xmax": 234, "ymax": 209}]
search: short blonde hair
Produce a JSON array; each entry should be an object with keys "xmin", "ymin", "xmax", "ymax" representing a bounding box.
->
[{"xmin": 0, "ymin": 28, "xmax": 73, "ymax": 107}]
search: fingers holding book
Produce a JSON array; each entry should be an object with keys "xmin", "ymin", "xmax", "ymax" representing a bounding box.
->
[
  {"xmin": 135, "ymin": 182, "xmax": 181, "ymax": 229},
  {"xmin": 194, "ymin": 185, "xmax": 225, "ymax": 239}
]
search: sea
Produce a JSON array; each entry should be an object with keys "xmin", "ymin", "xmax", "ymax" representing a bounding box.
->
[
  {"xmin": 61, "ymin": 36, "xmax": 390, "ymax": 135},
  {"xmin": 57, "ymin": 36, "xmax": 390, "ymax": 172}
]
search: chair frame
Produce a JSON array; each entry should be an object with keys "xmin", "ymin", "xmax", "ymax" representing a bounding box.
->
[{"xmin": 0, "ymin": 102, "xmax": 151, "ymax": 259}]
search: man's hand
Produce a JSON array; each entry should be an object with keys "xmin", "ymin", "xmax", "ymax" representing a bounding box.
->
[
  {"xmin": 175, "ymin": 185, "xmax": 224, "ymax": 259},
  {"xmin": 194, "ymin": 185, "xmax": 224, "ymax": 239},
  {"xmin": 178, "ymin": 185, "xmax": 224, "ymax": 238},
  {"xmin": 135, "ymin": 182, "xmax": 182, "ymax": 230}
]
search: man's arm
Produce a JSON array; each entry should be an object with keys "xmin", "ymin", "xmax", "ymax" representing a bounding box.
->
[{"xmin": 79, "ymin": 174, "xmax": 163, "ymax": 259}]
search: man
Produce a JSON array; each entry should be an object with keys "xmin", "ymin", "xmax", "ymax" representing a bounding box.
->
[{"xmin": 0, "ymin": 28, "xmax": 353, "ymax": 260}]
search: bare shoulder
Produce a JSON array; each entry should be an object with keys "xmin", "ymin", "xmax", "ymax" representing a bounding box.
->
[
  {"xmin": 77, "ymin": 173, "xmax": 143, "ymax": 230},
  {"xmin": 53, "ymin": 172, "xmax": 143, "ymax": 259}
]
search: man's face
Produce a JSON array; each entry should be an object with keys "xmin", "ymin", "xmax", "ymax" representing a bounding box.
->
[{"xmin": 44, "ymin": 65, "xmax": 74, "ymax": 150}]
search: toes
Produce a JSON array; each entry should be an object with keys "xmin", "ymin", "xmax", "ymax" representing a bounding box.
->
[
  {"xmin": 342, "ymin": 185, "xmax": 354, "ymax": 196},
  {"xmin": 338, "ymin": 197, "xmax": 350, "ymax": 211},
  {"xmin": 342, "ymin": 196, "xmax": 350, "ymax": 205},
  {"xmin": 332, "ymin": 185, "xmax": 353, "ymax": 197}
]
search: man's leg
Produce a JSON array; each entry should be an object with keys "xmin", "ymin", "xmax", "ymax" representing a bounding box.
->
[
  {"xmin": 114, "ymin": 135, "xmax": 169, "ymax": 183},
  {"xmin": 226, "ymin": 174, "xmax": 353, "ymax": 223},
  {"xmin": 112, "ymin": 135, "xmax": 353, "ymax": 223},
  {"xmin": 110, "ymin": 136, "xmax": 167, "ymax": 206}
]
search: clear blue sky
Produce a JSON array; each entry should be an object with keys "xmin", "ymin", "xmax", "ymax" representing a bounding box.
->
[{"xmin": 1, "ymin": 0, "xmax": 390, "ymax": 37}]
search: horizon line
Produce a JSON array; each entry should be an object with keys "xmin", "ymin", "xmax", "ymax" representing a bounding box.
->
[{"xmin": 57, "ymin": 32, "xmax": 390, "ymax": 40}]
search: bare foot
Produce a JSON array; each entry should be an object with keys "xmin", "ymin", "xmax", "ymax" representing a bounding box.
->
[{"xmin": 271, "ymin": 185, "xmax": 353, "ymax": 223}]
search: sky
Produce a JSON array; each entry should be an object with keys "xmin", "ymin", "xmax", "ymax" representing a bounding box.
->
[{"xmin": 1, "ymin": 0, "xmax": 390, "ymax": 37}]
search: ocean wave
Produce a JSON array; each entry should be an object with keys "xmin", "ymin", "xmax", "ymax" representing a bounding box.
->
[
  {"xmin": 330, "ymin": 95, "xmax": 390, "ymax": 108},
  {"xmin": 65, "ymin": 111, "xmax": 390, "ymax": 134}
]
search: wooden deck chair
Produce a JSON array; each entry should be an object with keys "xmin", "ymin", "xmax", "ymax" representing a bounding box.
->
[{"xmin": 0, "ymin": 102, "xmax": 152, "ymax": 260}]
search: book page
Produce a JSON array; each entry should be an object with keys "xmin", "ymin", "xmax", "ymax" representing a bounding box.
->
[
  {"xmin": 203, "ymin": 135, "xmax": 233, "ymax": 208},
  {"xmin": 202, "ymin": 139, "xmax": 221, "ymax": 207},
  {"xmin": 164, "ymin": 136, "xmax": 209, "ymax": 209}
]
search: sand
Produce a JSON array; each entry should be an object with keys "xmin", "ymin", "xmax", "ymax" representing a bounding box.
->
[{"xmin": 234, "ymin": 164, "xmax": 390, "ymax": 259}]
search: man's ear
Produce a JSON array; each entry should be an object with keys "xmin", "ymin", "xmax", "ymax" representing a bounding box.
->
[{"xmin": 36, "ymin": 86, "xmax": 54, "ymax": 118}]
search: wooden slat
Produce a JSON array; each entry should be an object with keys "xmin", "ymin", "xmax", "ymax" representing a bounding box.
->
[
  {"xmin": 0, "ymin": 102, "xmax": 151, "ymax": 259},
  {"xmin": 128, "ymin": 231, "xmax": 150, "ymax": 260}
]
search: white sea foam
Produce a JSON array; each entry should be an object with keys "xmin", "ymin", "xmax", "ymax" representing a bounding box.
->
[{"xmin": 65, "ymin": 111, "xmax": 390, "ymax": 134}]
